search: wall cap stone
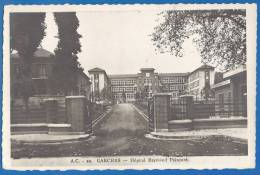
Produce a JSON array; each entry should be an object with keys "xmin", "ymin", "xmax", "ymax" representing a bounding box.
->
[
  {"xmin": 153, "ymin": 93, "xmax": 171, "ymax": 96},
  {"xmin": 179, "ymin": 95, "xmax": 194, "ymax": 98},
  {"xmin": 66, "ymin": 96, "xmax": 86, "ymax": 99},
  {"xmin": 168, "ymin": 119, "xmax": 192, "ymax": 124},
  {"xmin": 194, "ymin": 117, "xmax": 247, "ymax": 122}
]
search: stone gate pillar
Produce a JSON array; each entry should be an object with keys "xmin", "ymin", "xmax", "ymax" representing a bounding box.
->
[
  {"xmin": 66, "ymin": 96, "xmax": 91, "ymax": 133},
  {"xmin": 152, "ymin": 93, "xmax": 171, "ymax": 132}
]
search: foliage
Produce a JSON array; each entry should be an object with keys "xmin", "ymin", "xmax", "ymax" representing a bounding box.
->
[
  {"xmin": 10, "ymin": 13, "xmax": 46, "ymax": 69},
  {"xmin": 214, "ymin": 72, "xmax": 224, "ymax": 84},
  {"xmin": 122, "ymin": 90, "xmax": 126, "ymax": 102},
  {"xmin": 51, "ymin": 12, "xmax": 83, "ymax": 95},
  {"xmin": 151, "ymin": 10, "xmax": 246, "ymax": 70},
  {"xmin": 140, "ymin": 85, "xmax": 149, "ymax": 99},
  {"xmin": 10, "ymin": 13, "xmax": 46, "ymax": 108},
  {"xmin": 100, "ymin": 86, "xmax": 113, "ymax": 100}
]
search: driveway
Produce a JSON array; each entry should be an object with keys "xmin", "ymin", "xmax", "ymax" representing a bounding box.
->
[{"xmin": 12, "ymin": 103, "xmax": 248, "ymax": 158}]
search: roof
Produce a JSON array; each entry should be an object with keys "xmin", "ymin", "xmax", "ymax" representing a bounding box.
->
[
  {"xmin": 140, "ymin": 68, "xmax": 155, "ymax": 71},
  {"xmin": 159, "ymin": 73, "xmax": 189, "ymax": 77},
  {"xmin": 88, "ymin": 67, "xmax": 106, "ymax": 73},
  {"xmin": 11, "ymin": 48, "xmax": 54, "ymax": 58},
  {"xmin": 190, "ymin": 64, "xmax": 215, "ymax": 75},
  {"xmin": 223, "ymin": 65, "xmax": 246, "ymax": 79},
  {"xmin": 108, "ymin": 74, "xmax": 138, "ymax": 79},
  {"xmin": 78, "ymin": 71, "xmax": 90, "ymax": 80},
  {"xmin": 211, "ymin": 79, "xmax": 230, "ymax": 89},
  {"xmin": 34, "ymin": 48, "xmax": 53, "ymax": 57},
  {"xmin": 198, "ymin": 64, "xmax": 215, "ymax": 69}
]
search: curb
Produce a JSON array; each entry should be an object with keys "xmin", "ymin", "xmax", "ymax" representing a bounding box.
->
[
  {"xmin": 11, "ymin": 134, "xmax": 93, "ymax": 145},
  {"xmin": 146, "ymin": 132, "xmax": 248, "ymax": 143},
  {"xmin": 223, "ymin": 135, "xmax": 248, "ymax": 144},
  {"xmin": 146, "ymin": 133, "xmax": 207, "ymax": 141}
]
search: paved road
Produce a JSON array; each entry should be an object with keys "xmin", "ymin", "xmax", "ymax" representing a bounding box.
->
[{"xmin": 12, "ymin": 104, "xmax": 247, "ymax": 158}]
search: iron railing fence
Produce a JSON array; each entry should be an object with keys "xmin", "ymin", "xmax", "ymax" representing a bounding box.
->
[{"xmin": 170, "ymin": 98, "xmax": 247, "ymax": 120}]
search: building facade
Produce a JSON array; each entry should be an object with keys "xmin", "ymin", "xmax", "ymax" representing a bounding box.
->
[
  {"xmin": 188, "ymin": 65, "xmax": 215, "ymax": 99},
  {"xmin": 90, "ymin": 64, "xmax": 216, "ymax": 102},
  {"xmin": 109, "ymin": 74, "xmax": 137, "ymax": 102},
  {"xmin": 11, "ymin": 48, "xmax": 92, "ymax": 100},
  {"xmin": 88, "ymin": 67, "xmax": 112, "ymax": 102},
  {"xmin": 212, "ymin": 65, "xmax": 247, "ymax": 116},
  {"xmin": 158, "ymin": 73, "xmax": 189, "ymax": 99}
]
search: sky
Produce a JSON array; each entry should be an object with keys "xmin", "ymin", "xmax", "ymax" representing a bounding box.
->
[{"xmin": 41, "ymin": 11, "xmax": 203, "ymax": 75}]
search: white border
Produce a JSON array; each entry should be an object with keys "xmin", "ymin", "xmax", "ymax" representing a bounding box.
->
[{"xmin": 2, "ymin": 4, "xmax": 257, "ymax": 170}]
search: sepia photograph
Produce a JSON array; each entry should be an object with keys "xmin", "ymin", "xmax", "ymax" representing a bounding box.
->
[{"xmin": 2, "ymin": 4, "xmax": 257, "ymax": 170}]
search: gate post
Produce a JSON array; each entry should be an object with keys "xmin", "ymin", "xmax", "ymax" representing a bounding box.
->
[
  {"xmin": 152, "ymin": 93, "xmax": 171, "ymax": 132},
  {"xmin": 148, "ymin": 98, "xmax": 154, "ymax": 132},
  {"xmin": 66, "ymin": 96, "xmax": 91, "ymax": 133}
]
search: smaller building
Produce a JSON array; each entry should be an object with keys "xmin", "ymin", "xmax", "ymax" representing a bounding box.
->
[
  {"xmin": 187, "ymin": 65, "xmax": 215, "ymax": 99},
  {"xmin": 76, "ymin": 71, "xmax": 92, "ymax": 99},
  {"xmin": 88, "ymin": 67, "xmax": 112, "ymax": 102},
  {"xmin": 158, "ymin": 73, "xmax": 189, "ymax": 99},
  {"xmin": 11, "ymin": 48, "xmax": 92, "ymax": 101},
  {"xmin": 109, "ymin": 74, "xmax": 137, "ymax": 103},
  {"xmin": 212, "ymin": 65, "xmax": 247, "ymax": 117}
]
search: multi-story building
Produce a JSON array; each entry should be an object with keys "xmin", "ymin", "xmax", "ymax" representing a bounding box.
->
[
  {"xmin": 88, "ymin": 67, "xmax": 111, "ymax": 102},
  {"xmin": 188, "ymin": 65, "xmax": 215, "ymax": 99},
  {"xmin": 11, "ymin": 48, "xmax": 92, "ymax": 101},
  {"xmin": 109, "ymin": 74, "xmax": 137, "ymax": 102},
  {"xmin": 136, "ymin": 68, "xmax": 161, "ymax": 99},
  {"xmin": 158, "ymin": 73, "xmax": 189, "ymax": 99},
  {"xmin": 92, "ymin": 65, "xmax": 215, "ymax": 102}
]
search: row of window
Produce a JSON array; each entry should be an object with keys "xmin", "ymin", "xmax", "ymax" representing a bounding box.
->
[
  {"xmin": 137, "ymin": 78, "xmax": 153, "ymax": 85},
  {"xmin": 114, "ymin": 93, "xmax": 135, "ymax": 99},
  {"xmin": 189, "ymin": 71, "xmax": 200, "ymax": 81},
  {"xmin": 162, "ymin": 84, "xmax": 187, "ymax": 91},
  {"xmin": 31, "ymin": 64, "xmax": 48, "ymax": 78},
  {"xmin": 160, "ymin": 77, "xmax": 187, "ymax": 83},
  {"xmin": 112, "ymin": 86, "xmax": 137, "ymax": 92},
  {"xmin": 171, "ymin": 92, "xmax": 179, "ymax": 98},
  {"xmin": 189, "ymin": 80, "xmax": 200, "ymax": 89},
  {"xmin": 111, "ymin": 79, "xmax": 137, "ymax": 85}
]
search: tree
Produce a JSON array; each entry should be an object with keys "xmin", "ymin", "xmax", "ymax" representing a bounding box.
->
[
  {"xmin": 151, "ymin": 10, "xmax": 246, "ymax": 70},
  {"xmin": 214, "ymin": 72, "xmax": 224, "ymax": 84},
  {"xmin": 122, "ymin": 90, "xmax": 126, "ymax": 103},
  {"xmin": 51, "ymin": 12, "xmax": 83, "ymax": 95},
  {"xmin": 141, "ymin": 85, "xmax": 149, "ymax": 99},
  {"xmin": 100, "ymin": 86, "xmax": 113, "ymax": 100},
  {"xmin": 10, "ymin": 13, "xmax": 46, "ymax": 109}
]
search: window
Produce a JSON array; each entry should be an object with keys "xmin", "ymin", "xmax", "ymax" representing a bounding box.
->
[{"xmin": 32, "ymin": 64, "xmax": 47, "ymax": 79}]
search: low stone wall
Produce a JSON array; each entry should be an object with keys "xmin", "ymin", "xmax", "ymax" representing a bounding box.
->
[
  {"xmin": 193, "ymin": 118, "xmax": 247, "ymax": 129},
  {"xmin": 168, "ymin": 119, "xmax": 192, "ymax": 132},
  {"xmin": 168, "ymin": 117, "xmax": 247, "ymax": 131},
  {"xmin": 29, "ymin": 96, "xmax": 65, "ymax": 108}
]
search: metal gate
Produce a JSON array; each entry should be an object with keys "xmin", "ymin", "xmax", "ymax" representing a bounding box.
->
[{"xmin": 148, "ymin": 98, "xmax": 154, "ymax": 132}]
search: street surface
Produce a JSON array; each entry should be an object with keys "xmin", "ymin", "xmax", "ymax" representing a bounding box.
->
[{"xmin": 12, "ymin": 104, "xmax": 247, "ymax": 158}]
